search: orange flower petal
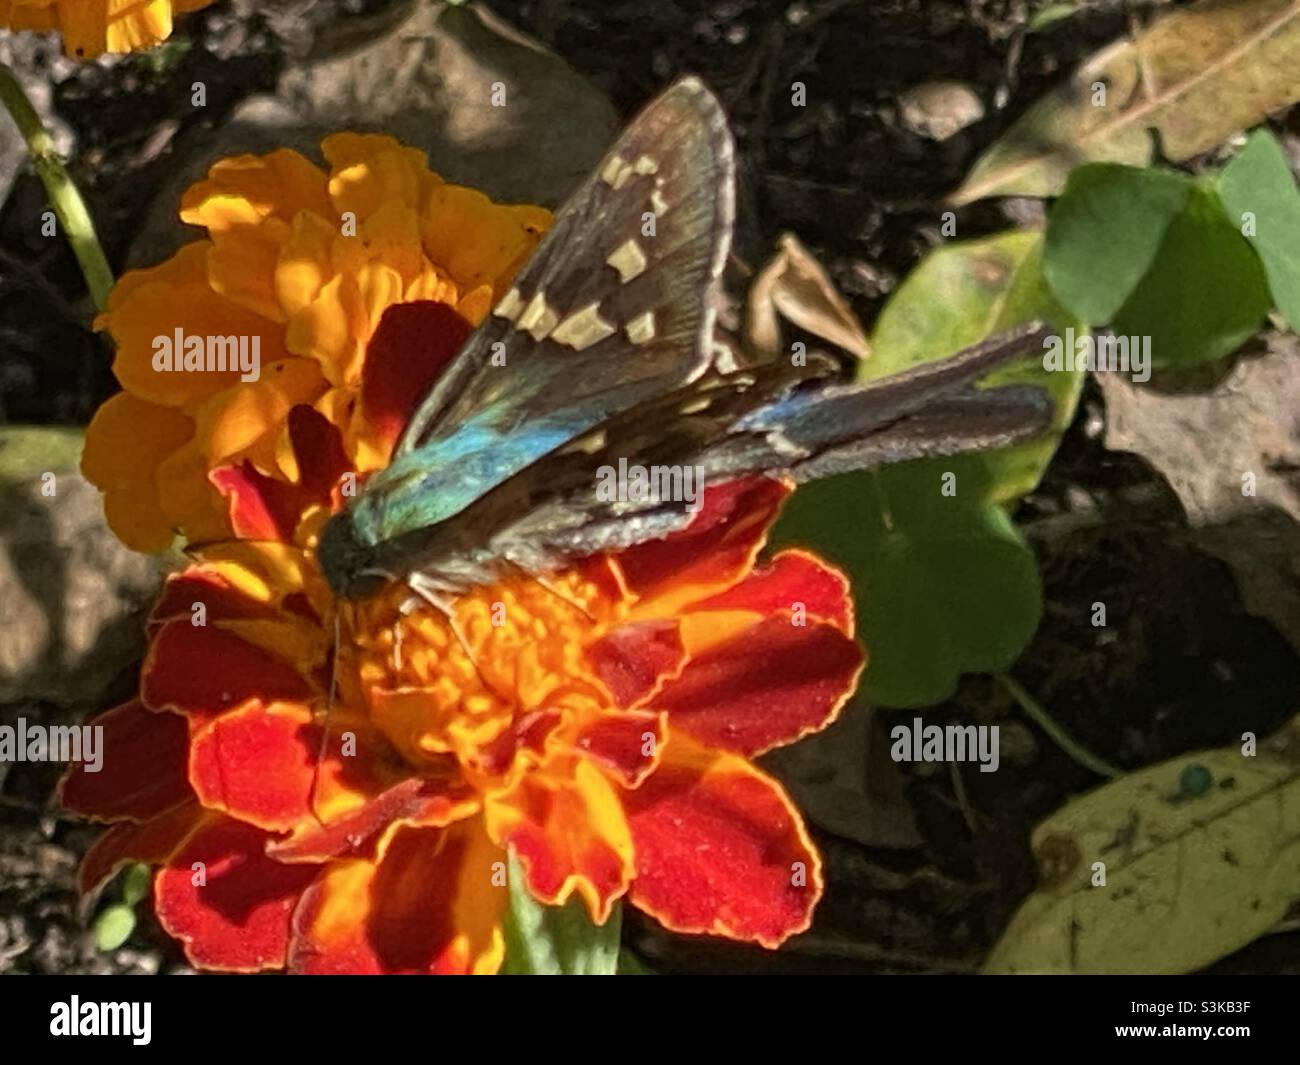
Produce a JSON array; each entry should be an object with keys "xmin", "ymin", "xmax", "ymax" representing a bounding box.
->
[
  {"xmin": 288, "ymin": 821, "xmax": 505, "ymax": 974},
  {"xmin": 180, "ymin": 148, "xmax": 332, "ymax": 235},
  {"xmin": 81, "ymin": 391, "xmax": 194, "ymax": 552}
]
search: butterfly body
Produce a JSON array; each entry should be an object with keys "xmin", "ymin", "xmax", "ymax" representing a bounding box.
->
[{"xmin": 317, "ymin": 77, "xmax": 1053, "ymax": 602}]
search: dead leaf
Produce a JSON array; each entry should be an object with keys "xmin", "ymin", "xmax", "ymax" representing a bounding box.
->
[
  {"xmin": 951, "ymin": 0, "xmax": 1300, "ymax": 205},
  {"xmin": 986, "ymin": 714, "xmax": 1300, "ymax": 973},
  {"xmin": 1098, "ymin": 339, "xmax": 1300, "ymax": 655},
  {"xmin": 744, "ymin": 233, "xmax": 871, "ymax": 361}
]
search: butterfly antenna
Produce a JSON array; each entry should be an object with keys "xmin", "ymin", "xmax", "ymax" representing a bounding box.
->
[
  {"xmin": 508, "ymin": 561, "xmax": 596, "ymax": 624},
  {"xmin": 308, "ymin": 607, "xmax": 342, "ymax": 827}
]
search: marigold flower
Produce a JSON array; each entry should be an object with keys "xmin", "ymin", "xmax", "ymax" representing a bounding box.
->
[
  {"xmin": 65, "ymin": 291, "xmax": 864, "ymax": 971},
  {"xmin": 81, "ymin": 134, "xmax": 550, "ymax": 551},
  {"xmin": 0, "ymin": 0, "xmax": 213, "ymax": 57}
]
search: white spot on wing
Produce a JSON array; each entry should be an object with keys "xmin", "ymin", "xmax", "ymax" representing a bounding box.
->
[
  {"xmin": 551, "ymin": 302, "xmax": 618, "ymax": 351},
  {"xmin": 625, "ymin": 310, "xmax": 656, "ymax": 346},
  {"xmin": 606, "ymin": 239, "xmax": 648, "ymax": 283}
]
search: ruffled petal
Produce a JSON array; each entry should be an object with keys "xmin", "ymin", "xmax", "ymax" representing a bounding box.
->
[
  {"xmin": 59, "ymin": 701, "xmax": 193, "ymax": 821},
  {"xmin": 155, "ymin": 817, "xmax": 320, "ymax": 972},
  {"xmin": 288, "ymin": 820, "xmax": 505, "ymax": 974},
  {"xmin": 615, "ymin": 477, "xmax": 792, "ymax": 614},
  {"xmin": 585, "ymin": 619, "xmax": 686, "ymax": 709},
  {"xmin": 658, "ymin": 615, "xmax": 862, "ymax": 756},
  {"xmin": 624, "ymin": 738, "xmax": 822, "ymax": 948},
  {"xmin": 483, "ymin": 757, "xmax": 632, "ymax": 923}
]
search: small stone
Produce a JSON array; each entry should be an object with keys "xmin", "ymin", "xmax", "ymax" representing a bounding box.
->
[{"xmin": 898, "ymin": 81, "xmax": 985, "ymax": 142}]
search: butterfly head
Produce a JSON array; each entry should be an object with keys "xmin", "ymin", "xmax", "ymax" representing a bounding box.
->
[{"xmin": 318, "ymin": 509, "xmax": 388, "ymax": 600}]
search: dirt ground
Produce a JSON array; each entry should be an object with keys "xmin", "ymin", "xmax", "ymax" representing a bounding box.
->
[{"xmin": 1, "ymin": 0, "xmax": 1297, "ymax": 974}]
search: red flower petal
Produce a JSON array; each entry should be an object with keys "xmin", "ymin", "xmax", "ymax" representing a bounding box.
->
[
  {"xmin": 155, "ymin": 817, "xmax": 319, "ymax": 972},
  {"xmin": 287, "ymin": 403, "xmax": 349, "ymax": 497},
  {"xmin": 624, "ymin": 741, "xmax": 821, "ymax": 947},
  {"xmin": 586, "ymin": 619, "xmax": 686, "ymax": 708},
  {"xmin": 360, "ymin": 301, "xmax": 472, "ymax": 448},
  {"xmin": 60, "ymin": 701, "xmax": 193, "ymax": 821},
  {"xmin": 267, "ymin": 778, "xmax": 477, "ymax": 863},
  {"xmin": 142, "ymin": 619, "xmax": 314, "ymax": 717},
  {"xmin": 655, "ymin": 615, "xmax": 863, "ymax": 756},
  {"xmin": 150, "ymin": 569, "xmax": 284, "ymax": 631},
  {"xmin": 615, "ymin": 476, "xmax": 791, "ymax": 610},
  {"xmin": 77, "ymin": 801, "xmax": 206, "ymax": 901},
  {"xmin": 689, "ymin": 549, "xmax": 853, "ymax": 632},
  {"xmin": 188, "ymin": 701, "xmax": 319, "ymax": 832},
  {"xmin": 487, "ymin": 759, "xmax": 632, "ymax": 923},
  {"xmin": 288, "ymin": 822, "xmax": 504, "ymax": 974},
  {"xmin": 211, "ymin": 461, "xmax": 301, "ymax": 542},
  {"xmin": 574, "ymin": 709, "xmax": 664, "ymax": 787}
]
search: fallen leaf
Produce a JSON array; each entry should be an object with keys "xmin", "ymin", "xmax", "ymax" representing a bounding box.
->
[
  {"xmin": 986, "ymin": 714, "xmax": 1300, "ymax": 974},
  {"xmin": 951, "ymin": 0, "xmax": 1300, "ymax": 205},
  {"xmin": 745, "ymin": 233, "xmax": 870, "ymax": 361},
  {"xmin": 1098, "ymin": 339, "xmax": 1300, "ymax": 655}
]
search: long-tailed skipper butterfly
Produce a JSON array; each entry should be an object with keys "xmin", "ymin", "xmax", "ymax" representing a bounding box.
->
[{"xmin": 317, "ymin": 77, "xmax": 1052, "ymax": 606}]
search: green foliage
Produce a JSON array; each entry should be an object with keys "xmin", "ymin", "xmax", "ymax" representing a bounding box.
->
[
  {"xmin": 500, "ymin": 851, "xmax": 622, "ymax": 975},
  {"xmin": 773, "ymin": 231, "xmax": 1083, "ymax": 707},
  {"xmin": 1219, "ymin": 128, "xmax": 1300, "ymax": 330},
  {"xmin": 92, "ymin": 905, "xmax": 137, "ymax": 953},
  {"xmin": 1044, "ymin": 156, "xmax": 1284, "ymax": 368}
]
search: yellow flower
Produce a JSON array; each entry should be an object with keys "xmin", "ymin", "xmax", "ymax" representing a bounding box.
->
[
  {"xmin": 0, "ymin": 0, "xmax": 213, "ymax": 57},
  {"xmin": 81, "ymin": 134, "xmax": 551, "ymax": 551}
]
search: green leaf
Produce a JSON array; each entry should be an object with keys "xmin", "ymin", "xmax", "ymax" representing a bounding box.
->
[
  {"xmin": 1044, "ymin": 164, "xmax": 1191, "ymax": 323},
  {"xmin": 1111, "ymin": 182, "xmax": 1271, "ymax": 367},
  {"xmin": 773, "ymin": 231, "xmax": 1077, "ymax": 707},
  {"xmin": 773, "ymin": 476, "xmax": 1041, "ymax": 707},
  {"xmin": 986, "ymin": 715, "xmax": 1300, "ymax": 974},
  {"xmin": 1219, "ymin": 128, "xmax": 1300, "ymax": 330},
  {"xmin": 92, "ymin": 904, "xmax": 136, "ymax": 953},
  {"xmin": 617, "ymin": 949, "xmax": 656, "ymax": 975},
  {"xmin": 867, "ymin": 229, "xmax": 1084, "ymax": 504},
  {"xmin": 120, "ymin": 863, "xmax": 151, "ymax": 907},
  {"xmin": 500, "ymin": 851, "xmax": 622, "ymax": 975}
]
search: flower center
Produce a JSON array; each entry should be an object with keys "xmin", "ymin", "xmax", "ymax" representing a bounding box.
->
[{"xmin": 345, "ymin": 569, "xmax": 618, "ymax": 790}]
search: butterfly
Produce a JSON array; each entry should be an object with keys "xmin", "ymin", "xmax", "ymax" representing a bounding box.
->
[{"xmin": 316, "ymin": 77, "xmax": 1053, "ymax": 609}]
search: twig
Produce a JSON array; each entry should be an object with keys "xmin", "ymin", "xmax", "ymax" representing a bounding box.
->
[{"xmin": 997, "ymin": 672, "xmax": 1122, "ymax": 778}]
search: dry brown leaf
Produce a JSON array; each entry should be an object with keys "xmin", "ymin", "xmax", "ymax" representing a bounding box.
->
[{"xmin": 951, "ymin": 0, "xmax": 1300, "ymax": 205}]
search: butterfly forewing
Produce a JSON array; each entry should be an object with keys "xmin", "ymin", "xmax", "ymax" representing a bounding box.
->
[{"xmin": 397, "ymin": 76, "xmax": 735, "ymax": 457}]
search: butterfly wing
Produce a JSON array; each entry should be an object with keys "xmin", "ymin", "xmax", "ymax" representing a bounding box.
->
[
  {"xmin": 395, "ymin": 75, "xmax": 735, "ymax": 458},
  {"xmin": 366, "ymin": 324, "xmax": 1055, "ymax": 585}
]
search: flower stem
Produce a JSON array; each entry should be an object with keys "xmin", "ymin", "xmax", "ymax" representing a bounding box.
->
[
  {"xmin": 0, "ymin": 63, "xmax": 113, "ymax": 310},
  {"xmin": 996, "ymin": 672, "xmax": 1122, "ymax": 779}
]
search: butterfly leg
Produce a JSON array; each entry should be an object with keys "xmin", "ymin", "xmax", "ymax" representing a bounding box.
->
[
  {"xmin": 405, "ymin": 571, "xmax": 513, "ymax": 700},
  {"xmin": 502, "ymin": 553, "xmax": 597, "ymax": 624}
]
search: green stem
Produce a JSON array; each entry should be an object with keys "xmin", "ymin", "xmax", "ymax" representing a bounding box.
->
[
  {"xmin": 997, "ymin": 672, "xmax": 1121, "ymax": 779},
  {"xmin": 0, "ymin": 63, "xmax": 113, "ymax": 310}
]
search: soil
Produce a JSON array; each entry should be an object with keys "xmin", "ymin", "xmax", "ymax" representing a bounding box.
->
[{"xmin": 1, "ymin": 0, "xmax": 1298, "ymax": 975}]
